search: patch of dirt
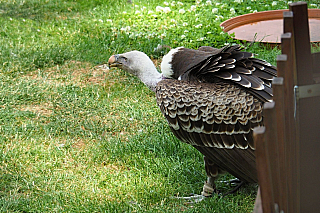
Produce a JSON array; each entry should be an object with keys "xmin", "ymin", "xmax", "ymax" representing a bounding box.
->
[
  {"xmin": 17, "ymin": 102, "xmax": 53, "ymax": 116},
  {"xmin": 25, "ymin": 60, "xmax": 111, "ymax": 87},
  {"xmin": 71, "ymin": 138, "xmax": 87, "ymax": 149},
  {"xmin": 102, "ymin": 161, "xmax": 129, "ymax": 172}
]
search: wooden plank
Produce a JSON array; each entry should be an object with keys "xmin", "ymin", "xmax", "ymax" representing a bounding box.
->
[
  {"xmin": 280, "ymin": 33, "xmax": 298, "ymax": 213},
  {"xmin": 289, "ymin": 2, "xmax": 320, "ymax": 212},
  {"xmin": 282, "ymin": 11, "xmax": 298, "ymax": 213},
  {"xmin": 290, "ymin": 2, "xmax": 313, "ymax": 84},
  {"xmin": 263, "ymin": 101, "xmax": 281, "ymax": 212},
  {"xmin": 253, "ymin": 187, "xmax": 263, "ymax": 213},
  {"xmin": 273, "ymin": 57, "xmax": 288, "ymax": 213},
  {"xmin": 297, "ymin": 94, "xmax": 320, "ymax": 212},
  {"xmin": 254, "ymin": 126, "xmax": 274, "ymax": 213}
]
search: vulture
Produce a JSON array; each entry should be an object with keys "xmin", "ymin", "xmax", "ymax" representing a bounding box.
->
[{"xmin": 108, "ymin": 44, "xmax": 277, "ymax": 199}]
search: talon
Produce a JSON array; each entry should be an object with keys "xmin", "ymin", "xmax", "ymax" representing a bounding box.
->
[
  {"xmin": 175, "ymin": 194, "xmax": 206, "ymax": 203},
  {"xmin": 222, "ymin": 181, "xmax": 246, "ymax": 196},
  {"xmin": 218, "ymin": 178, "xmax": 241, "ymax": 185}
]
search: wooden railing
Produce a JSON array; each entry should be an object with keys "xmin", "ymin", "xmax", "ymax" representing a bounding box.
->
[{"xmin": 253, "ymin": 2, "xmax": 320, "ymax": 213}]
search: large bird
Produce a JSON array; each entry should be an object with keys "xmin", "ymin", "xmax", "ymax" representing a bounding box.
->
[{"xmin": 108, "ymin": 45, "xmax": 277, "ymax": 199}]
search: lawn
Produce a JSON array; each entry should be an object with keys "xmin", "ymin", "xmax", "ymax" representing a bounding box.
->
[{"xmin": 0, "ymin": 0, "xmax": 319, "ymax": 212}]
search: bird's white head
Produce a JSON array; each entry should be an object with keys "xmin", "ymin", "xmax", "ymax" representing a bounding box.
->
[{"xmin": 108, "ymin": 50, "xmax": 162, "ymax": 92}]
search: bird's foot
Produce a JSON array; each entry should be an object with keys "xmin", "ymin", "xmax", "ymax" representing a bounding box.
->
[
  {"xmin": 175, "ymin": 193, "xmax": 206, "ymax": 203},
  {"xmin": 175, "ymin": 181, "xmax": 218, "ymax": 203},
  {"xmin": 222, "ymin": 180, "xmax": 246, "ymax": 196},
  {"xmin": 218, "ymin": 178, "xmax": 241, "ymax": 186}
]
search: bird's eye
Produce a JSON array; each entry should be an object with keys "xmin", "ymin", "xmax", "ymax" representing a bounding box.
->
[{"xmin": 120, "ymin": 56, "xmax": 127, "ymax": 62}]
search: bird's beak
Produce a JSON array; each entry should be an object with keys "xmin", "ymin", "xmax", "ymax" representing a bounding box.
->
[{"xmin": 108, "ymin": 54, "xmax": 119, "ymax": 67}]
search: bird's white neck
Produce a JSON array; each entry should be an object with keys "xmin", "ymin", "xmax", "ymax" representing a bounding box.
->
[{"xmin": 136, "ymin": 63, "xmax": 163, "ymax": 92}]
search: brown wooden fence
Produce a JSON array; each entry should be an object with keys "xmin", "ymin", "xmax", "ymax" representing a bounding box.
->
[{"xmin": 253, "ymin": 2, "xmax": 320, "ymax": 212}]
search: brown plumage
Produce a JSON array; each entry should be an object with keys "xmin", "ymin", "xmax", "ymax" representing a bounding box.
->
[
  {"xmin": 108, "ymin": 44, "xmax": 277, "ymax": 197},
  {"xmin": 156, "ymin": 79, "xmax": 260, "ymax": 183}
]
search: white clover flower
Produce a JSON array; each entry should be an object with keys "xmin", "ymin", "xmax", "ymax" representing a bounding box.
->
[
  {"xmin": 196, "ymin": 0, "xmax": 202, "ymax": 4},
  {"xmin": 272, "ymin": 1, "xmax": 277, "ymax": 6},
  {"xmin": 246, "ymin": 6, "xmax": 251, "ymax": 10},
  {"xmin": 106, "ymin": 19, "xmax": 113, "ymax": 23},
  {"xmin": 163, "ymin": 7, "xmax": 171, "ymax": 13},
  {"xmin": 253, "ymin": 10, "xmax": 257, "ymax": 13},
  {"xmin": 207, "ymin": 31, "xmax": 212, "ymax": 34},
  {"xmin": 197, "ymin": 37, "xmax": 205, "ymax": 41},
  {"xmin": 310, "ymin": 4, "xmax": 317, "ymax": 7},
  {"xmin": 206, "ymin": 0, "xmax": 212, "ymax": 5},
  {"xmin": 212, "ymin": 8, "xmax": 218, "ymax": 13},
  {"xmin": 156, "ymin": 6, "xmax": 164, "ymax": 12},
  {"xmin": 230, "ymin": 8, "xmax": 236, "ymax": 15},
  {"xmin": 141, "ymin": 6, "xmax": 146, "ymax": 11},
  {"xmin": 177, "ymin": 1, "xmax": 183, "ymax": 6},
  {"xmin": 123, "ymin": 11, "xmax": 127, "ymax": 14},
  {"xmin": 183, "ymin": 22, "xmax": 188, "ymax": 27},
  {"xmin": 160, "ymin": 33, "xmax": 166, "ymax": 38},
  {"xmin": 184, "ymin": 30, "xmax": 189, "ymax": 33},
  {"xmin": 98, "ymin": 19, "xmax": 103, "ymax": 22},
  {"xmin": 135, "ymin": 10, "xmax": 140, "ymax": 14},
  {"xmin": 179, "ymin": 9, "xmax": 185, "ymax": 14},
  {"xmin": 148, "ymin": 10, "xmax": 154, "ymax": 14},
  {"xmin": 234, "ymin": 0, "xmax": 243, "ymax": 3},
  {"xmin": 120, "ymin": 26, "xmax": 131, "ymax": 32},
  {"xmin": 190, "ymin": 5, "xmax": 196, "ymax": 11},
  {"xmin": 171, "ymin": 19, "xmax": 176, "ymax": 23},
  {"xmin": 215, "ymin": 15, "xmax": 224, "ymax": 21},
  {"xmin": 195, "ymin": 24, "xmax": 202, "ymax": 28},
  {"xmin": 181, "ymin": 35, "xmax": 186, "ymax": 39},
  {"xmin": 171, "ymin": 1, "xmax": 176, "ymax": 7},
  {"xmin": 164, "ymin": 1, "xmax": 169, "ymax": 6}
]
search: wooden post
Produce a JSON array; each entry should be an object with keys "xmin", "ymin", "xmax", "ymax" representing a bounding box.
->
[
  {"xmin": 254, "ymin": 125, "xmax": 274, "ymax": 213},
  {"xmin": 290, "ymin": 2, "xmax": 320, "ymax": 212},
  {"xmin": 254, "ymin": 2, "xmax": 320, "ymax": 212}
]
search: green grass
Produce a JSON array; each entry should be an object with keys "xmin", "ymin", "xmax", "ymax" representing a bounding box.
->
[{"xmin": 1, "ymin": 0, "xmax": 319, "ymax": 212}]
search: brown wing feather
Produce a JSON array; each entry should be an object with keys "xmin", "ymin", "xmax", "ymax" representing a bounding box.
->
[
  {"xmin": 156, "ymin": 79, "xmax": 263, "ymax": 183},
  {"xmin": 169, "ymin": 45, "xmax": 277, "ymax": 102}
]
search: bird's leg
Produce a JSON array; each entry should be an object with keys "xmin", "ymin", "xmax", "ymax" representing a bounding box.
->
[
  {"xmin": 202, "ymin": 156, "xmax": 221, "ymax": 196},
  {"xmin": 175, "ymin": 157, "xmax": 220, "ymax": 203},
  {"xmin": 175, "ymin": 177, "xmax": 217, "ymax": 203},
  {"xmin": 201, "ymin": 176, "xmax": 219, "ymax": 197}
]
